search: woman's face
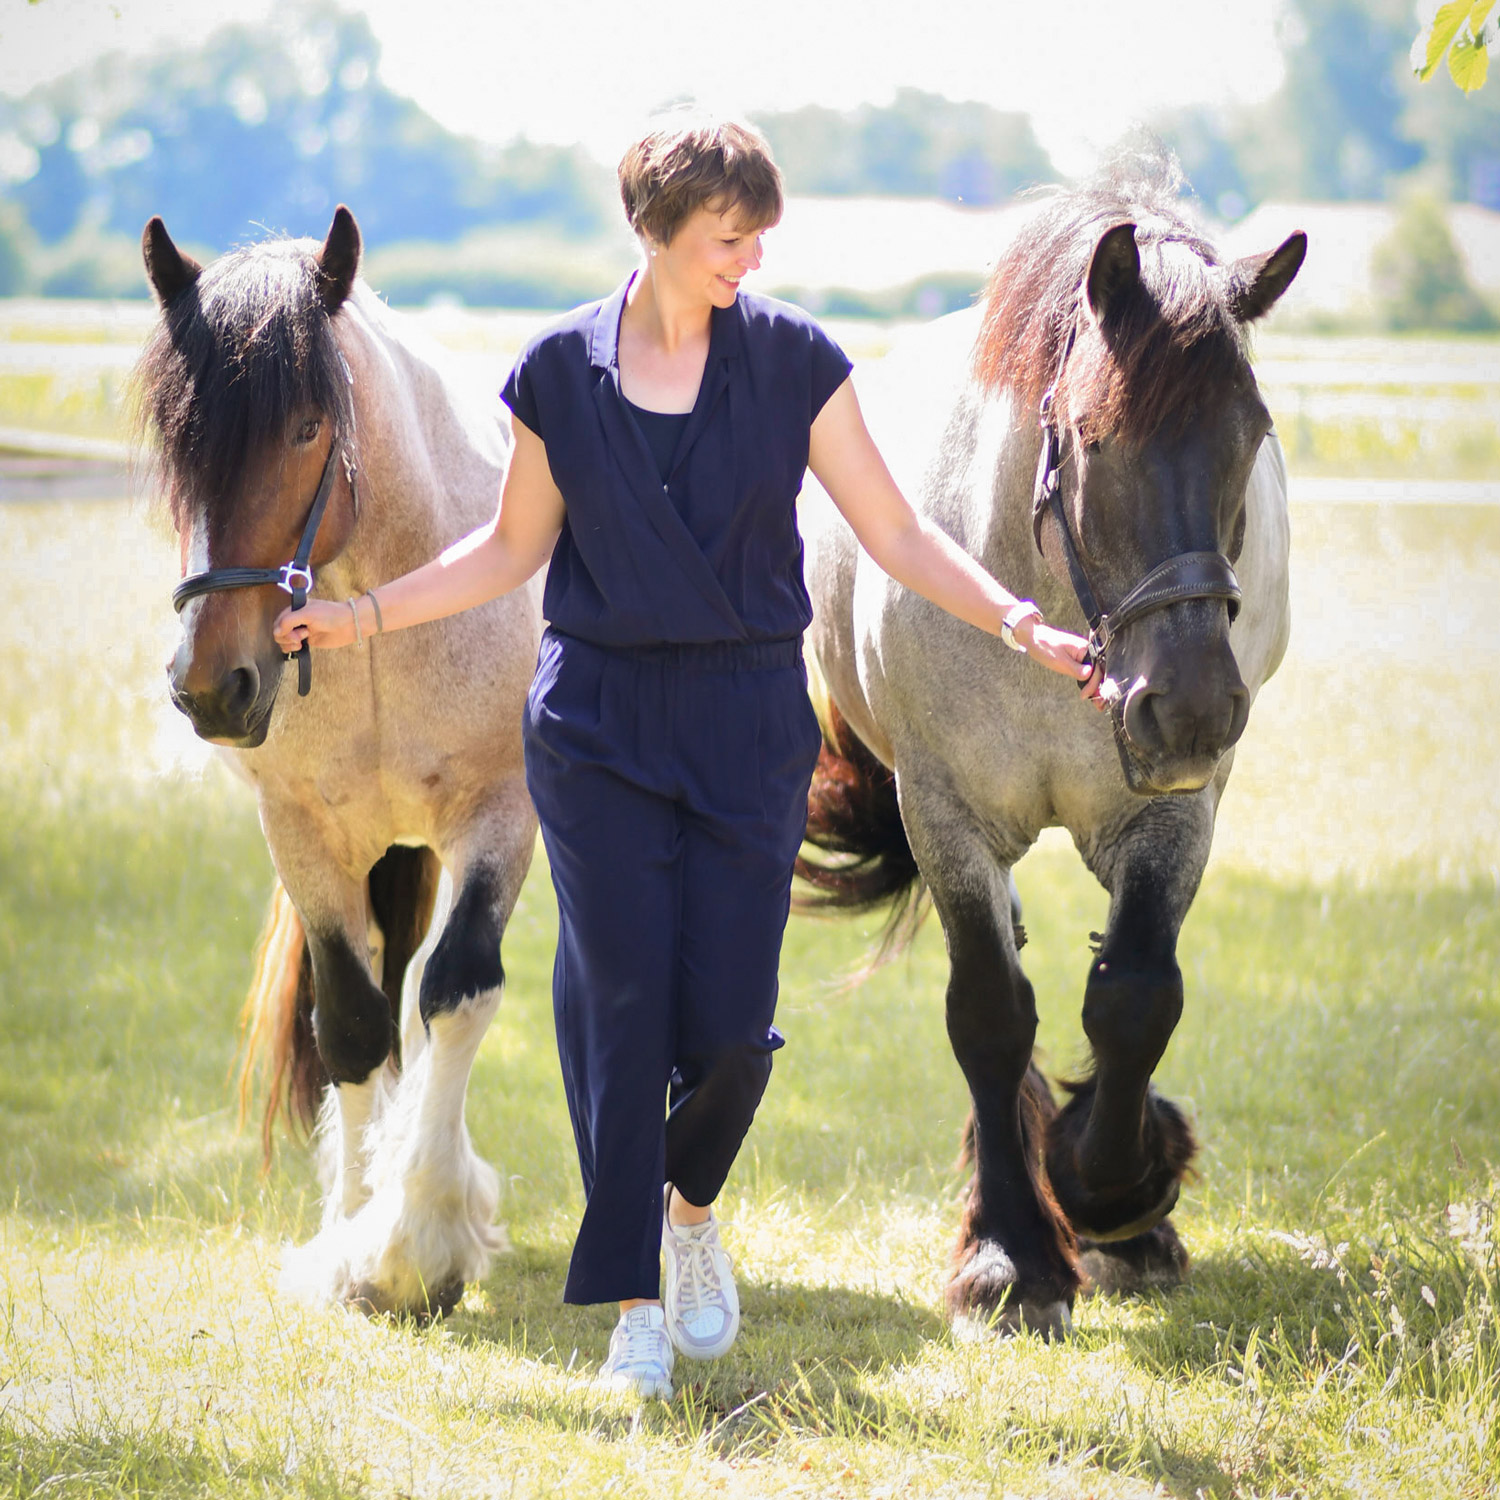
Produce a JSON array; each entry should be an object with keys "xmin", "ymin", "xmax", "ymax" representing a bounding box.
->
[{"xmin": 654, "ymin": 203, "xmax": 766, "ymax": 309}]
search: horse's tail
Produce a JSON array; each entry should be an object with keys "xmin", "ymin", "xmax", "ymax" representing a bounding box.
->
[
  {"xmin": 237, "ymin": 881, "xmax": 322, "ymax": 1165},
  {"xmin": 794, "ymin": 670, "xmax": 929, "ymax": 959}
]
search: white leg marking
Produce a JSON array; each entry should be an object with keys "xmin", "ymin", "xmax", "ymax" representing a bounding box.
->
[
  {"xmin": 397, "ymin": 866, "xmax": 452, "ymax": 1073},
  {"xmin": 280, "ymin": 982, "xmax": 504, "ymax": 1315},
  {"xmin": 330, "ymin": 1076, "xmax": 379, "ymax": 1220}
]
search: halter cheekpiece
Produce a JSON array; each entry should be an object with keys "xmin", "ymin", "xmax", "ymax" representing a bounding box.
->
[
  {"xmin": 171, "ymin": 346, "xmax": 357, "ymax": 699},
  {"xmin": 1030, "ymin": 309, "xmax": 1242, "ymax": 679},
  {"xmin": 171, "ymin": 432, "xmax": 356, "ymax": 697}
]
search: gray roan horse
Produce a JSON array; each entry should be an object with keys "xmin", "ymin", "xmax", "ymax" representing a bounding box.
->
[
  {"xmin": 136, "ymin": 207, "xmax": 542, "ymax": 1316},
  {"xmin": 798, "ymin": 160, "xmax": 1305, "ymax": 1335}
]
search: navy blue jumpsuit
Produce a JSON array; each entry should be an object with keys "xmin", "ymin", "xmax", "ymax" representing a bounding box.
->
[{"xmin": 502, "ymin": 275, "xmax": 852, "ymax": 1305}]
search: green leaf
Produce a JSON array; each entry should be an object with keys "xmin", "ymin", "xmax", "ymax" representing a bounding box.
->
[
  {"xmin": 1466, "ymin": 0, "xmax": 1496, "ymax": 35},
  {"xmin": 1417, "ymin": 0, "xmax": 1471, "ymax": 79},
  {"xmin": 1448, "ymin": 31, "xmax": 1492, "ymax": 90}
]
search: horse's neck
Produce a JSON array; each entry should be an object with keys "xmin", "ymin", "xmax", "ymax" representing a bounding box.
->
[
  {"xmin": 950, "ymin": 381, "xmax": 1056, "ymax": 609},
  {"xmin": 335, "ymin": 288, "xmax": 508, "ymax": 585}
]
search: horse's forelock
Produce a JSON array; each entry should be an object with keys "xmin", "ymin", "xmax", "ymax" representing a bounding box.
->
[
  {"xmin": 1066, "ymin": 238, "xmax": 1247, "ymax": 446},
  {"xmin": 974, "ymin": 170, "xmax": 1249, "ymax": 447},
  {"xmin": 134, "ymin": 240, "xmax": 355, "ymax": 534}
]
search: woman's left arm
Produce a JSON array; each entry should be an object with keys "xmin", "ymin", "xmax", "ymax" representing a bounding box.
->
[{"xmin": 808, "ymin": 378, "xmax": 1102, "ymax": 699}]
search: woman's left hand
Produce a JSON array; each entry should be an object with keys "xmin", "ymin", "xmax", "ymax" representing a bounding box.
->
[{"xmin": 1017, "ymin": 619, "xmax": 1106, "ymax": 709}]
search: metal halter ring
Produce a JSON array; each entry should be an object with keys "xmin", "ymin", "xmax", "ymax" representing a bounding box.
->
[{"xmin": 277, "ymin": 562, "xmax": 315, "ymax": 596}]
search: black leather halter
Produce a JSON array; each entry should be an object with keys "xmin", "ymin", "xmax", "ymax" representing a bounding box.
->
[
  {"xmin": 171, "ymin": 435, "xmax": 355, "ymax": 698},
  {"xmin": 1030, "ymin": 315, "xmax": 1242, "ymax": 677}
]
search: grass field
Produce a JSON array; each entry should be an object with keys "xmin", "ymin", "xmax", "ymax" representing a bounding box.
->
[
  {"xmin": 4, "ymin": 299, "xmax": 1499, "ymax": 480},
  {"xmin": 3, "ymin": 288, "xmax": 1499, "ymax": 1495},
  {"xmin": 1, "ymin": 488, "xmax": 1497, "ymax": 1499}
]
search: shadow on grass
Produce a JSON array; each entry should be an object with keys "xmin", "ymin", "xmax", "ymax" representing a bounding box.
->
[
  {"xmin": 434, "ymin": 1245, "xmax": 1233, "ymax": 1492},
  {"xmin": 437, "ymin": 1245, "xmax": 1245, "ymax": 1495}
]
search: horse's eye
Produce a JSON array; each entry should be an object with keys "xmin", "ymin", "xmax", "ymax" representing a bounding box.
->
[{"xmin": 297, "ymin": 417, "xmax": 322, "ymax": 444}]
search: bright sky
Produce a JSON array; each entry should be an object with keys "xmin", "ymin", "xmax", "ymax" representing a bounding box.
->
[{"xmin": 0, "ymin": 0, "xmax": 1290, "ymax": 177}]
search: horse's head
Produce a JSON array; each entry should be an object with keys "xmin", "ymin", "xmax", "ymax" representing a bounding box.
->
[
  {"xmin": 1041, "ymin": 217, "xmax": 1303, "ymax": 795},
  {"xmin": 137, "ymin": 208, "xmax": 364, "ymax": 747}
]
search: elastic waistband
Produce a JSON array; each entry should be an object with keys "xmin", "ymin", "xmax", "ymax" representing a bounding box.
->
[{"xmin": 548, "ymin": 628, "xmax": 803, "ymax": 672}]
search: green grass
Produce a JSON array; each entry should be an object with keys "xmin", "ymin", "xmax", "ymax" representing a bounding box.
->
[{"xmin": 1, "ymin": 498, "xmax": 1497, "ymax": 1497}]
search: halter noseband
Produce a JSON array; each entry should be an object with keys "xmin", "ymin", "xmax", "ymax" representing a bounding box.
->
[
  {"xmin": 171, "ymin": 434, "xmax": 356, "ymax": 698},
  {"xmin": 1030, "ymin": 311, "xmax": 1242, "ymax": 677}
]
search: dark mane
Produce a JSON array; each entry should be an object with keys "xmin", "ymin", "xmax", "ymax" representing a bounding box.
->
[
  {"xmin": 134, "ymin": 239, "xmax": 355, "ymax": 531},
  {"xmin": 974, "ymin": 150, "xmax": 1249, "ymax": 445}
]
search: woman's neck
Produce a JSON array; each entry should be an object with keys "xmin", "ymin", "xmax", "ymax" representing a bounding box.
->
[{"xmin": 624, "ymin": 263, "xmax": 711, "ymax": 355}]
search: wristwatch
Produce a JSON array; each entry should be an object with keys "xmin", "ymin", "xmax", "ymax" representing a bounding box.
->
[{"xmin": 1000, "ymin": 600, "xmax": 1043, "ymax": 653}]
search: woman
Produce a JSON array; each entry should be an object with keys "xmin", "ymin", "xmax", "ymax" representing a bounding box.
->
[{"xmin": 277, "ymin": 115, "xmax": 1099, "ymax": 1399}]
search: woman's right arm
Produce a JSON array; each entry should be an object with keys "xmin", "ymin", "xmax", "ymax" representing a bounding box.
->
[{"xmin": 273, "ymin": 417, "xmax": 565, "ymax": 652}]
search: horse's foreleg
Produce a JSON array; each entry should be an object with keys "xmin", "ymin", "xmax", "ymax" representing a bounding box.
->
[
  {"xmin": 275, "ymin": 908, "xmax": 402, "ymax": 1306},
  {"xmin": 333, "ymin": 806, "xmax": 533, "ymax": 1316},
  {"xmin": 304, "ymin": 925, "xmax": 398, "ymax": 1220},
  {"xmin": 904, "ymin": 793, "xmax": 1081, "ymax": 1337},
  {"xmin": 1045, "ymin": 802, "xmax": 1207, "ymax": 1248}
]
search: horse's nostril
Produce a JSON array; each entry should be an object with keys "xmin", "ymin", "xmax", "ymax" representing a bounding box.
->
[
  {"xmin": 1122, "ymin": 681, "xmax": 1164, "ymax": 753},
  {"xmin": 221, "ymin": 664, "xmax": 260, "ymax": 718}
]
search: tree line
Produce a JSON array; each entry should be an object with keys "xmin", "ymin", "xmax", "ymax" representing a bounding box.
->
[{"xmin": 0, "ymin": 0, "xmax": 1496, "ymax": 321}]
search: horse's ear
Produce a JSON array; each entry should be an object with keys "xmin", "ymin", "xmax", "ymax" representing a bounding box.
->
[
  {"xmin": 316, "ymin": 205, "xmax": 362, "ymax": 314},
  {"xmin": 1226, "ymin": 231, "xmax": 1307, "ymax": 323},
  {"xmin": 142, "ymin": 217, "xmax": 202, "ymax": 307},
  {"xmin": 1086, "ymin": 223, "xmax": 1140, "ymax": 323}
]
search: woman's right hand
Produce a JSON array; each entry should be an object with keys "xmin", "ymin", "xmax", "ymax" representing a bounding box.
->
[{"xmin": 274, "ymin": 599, "xmax": 356, "ymax": 653}]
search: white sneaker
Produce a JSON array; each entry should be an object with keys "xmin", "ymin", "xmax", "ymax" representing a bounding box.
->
[
  {"xmin": 598, "ymin": 1305, "xmax": 674, "ymax": 1400},
  {"xmin": 662, "ymin": 1191, "xmax": 741, "ymax": 1360}
]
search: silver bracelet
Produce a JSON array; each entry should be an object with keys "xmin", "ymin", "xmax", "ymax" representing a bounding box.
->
[
  {"xmin": 346, "ymin": 596, "xmax": 363, "ymax": 646},
  {"xmin": 1000, "ymin": 600, "xmax": 1043, "ymax": 653},
  {"xmin": 366, "ymin": 588, "xmax": 384, "ymax": 634}
]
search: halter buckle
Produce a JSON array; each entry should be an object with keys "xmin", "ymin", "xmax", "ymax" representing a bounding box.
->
[{"xmin": 277, "ymin": 562, "xmax": 314, "ymax": 596}]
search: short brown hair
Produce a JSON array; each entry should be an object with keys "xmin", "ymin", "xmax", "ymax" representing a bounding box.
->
[{"xmin": 618, "ymin": 115, "xmax": 783, "ymax": 246}]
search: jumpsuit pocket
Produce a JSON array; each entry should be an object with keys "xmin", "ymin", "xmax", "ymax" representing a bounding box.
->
[
  {"xmin": 525, "ymin": 633, "xmax": 604, "ymax": 744},
  {"xmin": 754, "ymin": 664, "xmax": 823, "ymax": 832}
]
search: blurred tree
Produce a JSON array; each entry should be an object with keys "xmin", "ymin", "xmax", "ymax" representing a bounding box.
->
[
  {"xmin": 0, "ymin": 196, "xmax": 36, "ymax": 294},
  {"xmin": 0, "ymin": 4, "xmax": 614, "ymax": 252},
  {"xmin": 755, "ymin": 91, "xmax": 1054, "ymax": 204},
  {"xmin": 1245, "ymin": 0, "xmax": 1423, "ymax": 201},
  {"xmin": 1371, "ymin": 194, "xmax": 1498, "ymax": 329},
  {"xmin": 1152, "ymin": 0, "xmax": 1432, "ymax": 211},
  {"xmin": 1147, "ymin": 106, "xmax": 1255, "ymax": 220}
]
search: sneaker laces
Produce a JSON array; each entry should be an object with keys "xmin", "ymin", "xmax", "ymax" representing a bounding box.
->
[
  {"xmin": 673, "ymin": 1225, "xmax": 725, "ymax": 1320},
  {"xmin": 615, "ymin": 1310, "xmax": 668, "ymax": 1370}
]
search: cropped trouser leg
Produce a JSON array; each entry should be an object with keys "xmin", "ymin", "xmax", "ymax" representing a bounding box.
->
[{"xmin": 523, "ymin": 634, "xmax": 820, "ymax": 1306}]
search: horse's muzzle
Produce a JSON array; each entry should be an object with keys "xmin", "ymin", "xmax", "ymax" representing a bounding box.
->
[
  {"xmin": 1114, "ymin": 659, "xmax": 1249, "ymax": 796},
  {"xmin": 167, "ymin": 656, "xmax": 276, "ymax": 747}
]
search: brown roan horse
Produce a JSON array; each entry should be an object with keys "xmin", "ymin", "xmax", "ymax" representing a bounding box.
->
[
  {"xmin": 798, "ymin": 156, "xmax": 1304, "ymax": 1335},
  {"xmin": 136, "ymin": 207, "xmax": 542, "ymax": 1315}
]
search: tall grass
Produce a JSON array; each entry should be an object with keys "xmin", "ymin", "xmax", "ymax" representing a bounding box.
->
[{"xmin": 1, "ymin": 496, "xmax": 1497, "ymax": 1497}]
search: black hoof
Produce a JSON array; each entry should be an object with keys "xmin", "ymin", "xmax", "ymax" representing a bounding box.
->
[
  {"xmin": 1045, "ymin": 1082, "xmax": 1197, "ymax": 1243},
  {"xmin": 347, "ymin": 1277, "xmax": 465, "ymax": 1321},
  {"xmin": 1079, "ymin": 1218, "xmax": 1190, "ymax": 1297},
  {"xmin": 427, "ymin": 1277, "xmax": 466, "ymax": 1319},
  {"xmin": 946, "ymin": 1243, "xmax": 1074, "ymax": 1340}
]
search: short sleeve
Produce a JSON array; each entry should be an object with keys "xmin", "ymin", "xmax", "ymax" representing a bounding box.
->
[
  {"xmin": 808, "ymin": 320, "xmax": 853, "ymax": 421},
  {"xmin": 500, "ymin": 347, "xmax": 540, "ymax": 435}
]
